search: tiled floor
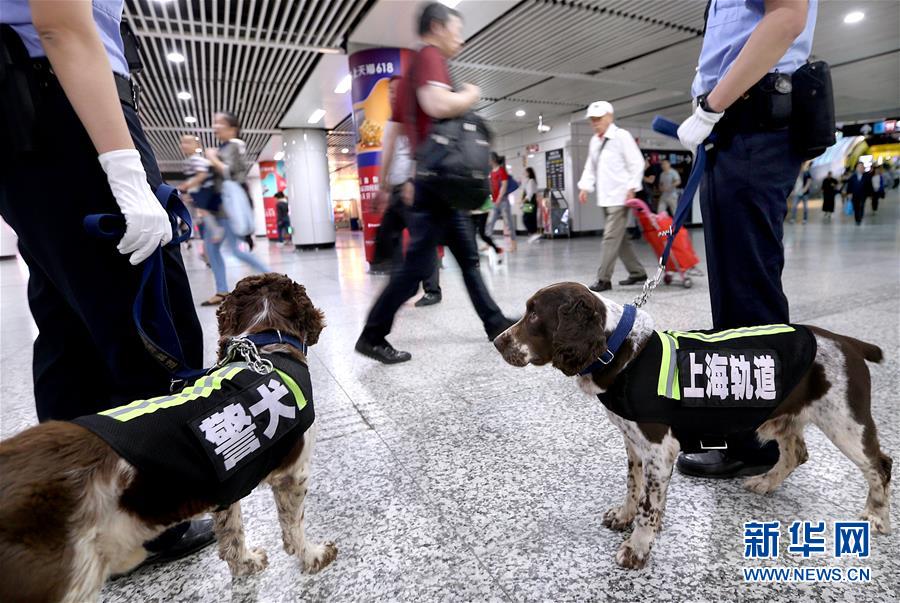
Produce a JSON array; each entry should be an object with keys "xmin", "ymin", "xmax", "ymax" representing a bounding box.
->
[{"xmin": 1, "ymin": 194, "xmax": 898, "ymax": 602}]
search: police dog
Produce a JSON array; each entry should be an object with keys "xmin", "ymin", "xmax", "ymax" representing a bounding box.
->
[
  {"xmin": 493, "ymin": 282, "xmax": 891, "ymax": 569},
  {"xmin": 0, "ymin": 274, "xmax": 336, "ymax": 603}
]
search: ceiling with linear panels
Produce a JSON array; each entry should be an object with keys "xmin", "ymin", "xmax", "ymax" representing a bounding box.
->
[
  {"xmin": 127, "ymin": 0, "xmax": 899, "ymax": 174},
  {"xmin": 125, "ymin": 0, "xmax": 373, "ymax": 172}
]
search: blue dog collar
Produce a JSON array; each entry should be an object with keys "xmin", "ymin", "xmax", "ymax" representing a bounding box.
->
[{"xmin": 578, "ymin": 304, "xmax": 636, "ymax": 376}]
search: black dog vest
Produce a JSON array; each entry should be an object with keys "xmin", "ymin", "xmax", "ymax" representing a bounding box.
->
[
  {"xmin": 74, "ymin": 353, "xmax": 314, "ymax": 509},
  {"xmin": 597, "ymin": 324, "xmax": 817, "ymax": 451}
]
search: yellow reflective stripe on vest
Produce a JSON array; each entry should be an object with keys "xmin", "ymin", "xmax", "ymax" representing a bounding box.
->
[
  {"xmin": 666, "ymin": 324, "xmax": 794, "ymax": 343},
  {"xmin": 274, "ymin": 368, "xmax": 308, "ymax": 411},
  {"xmin": 656, "ymin": 332, "xmax": 681, "ymax": 400},
  {"xmin": 100, "ymin": 364, "xmax": 247, "ymax": 422}
]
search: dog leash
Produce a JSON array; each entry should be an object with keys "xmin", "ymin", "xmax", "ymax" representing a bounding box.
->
[{"xmin": 632, "ymin": 116, "xmax": 710, "ymax": 309}]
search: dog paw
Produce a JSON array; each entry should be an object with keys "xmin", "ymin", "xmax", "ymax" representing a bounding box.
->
[
  {"xmin": 743, "ymin": 474, "xmax": 777, "ymax": 495},
  {"xmin": 860, "ymin": 510, "xmax": 891, "ymax": 535},
  {"xmin": 232, "ymin": 547, "xmax": 268, "ymax": 576},
  {"xmin": 602, "ymin": 507, "xmax": 634, "ymax": 531},
  {"xmin": 303, "ymin": 541, "xmax": 338, "ymax": 573},
  {"xmin": 615, "ymin": 540, "xmax": 649, "ymax": 570}
]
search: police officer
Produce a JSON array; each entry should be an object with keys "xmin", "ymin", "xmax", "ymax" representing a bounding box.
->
[
  {"xmin": 0, "ymin": 1, "xmax": 212, "ymax": 559},
  {"xmin": 675, "ymin": 0, "xmax": 818, "ymax": 478}
]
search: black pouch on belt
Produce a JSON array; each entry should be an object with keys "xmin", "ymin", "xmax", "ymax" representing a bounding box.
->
[
  {"xmin": 750, "ymin": 72, "xmax": 793, "ymax": 131},
  {"xmin": 0, "ymin": 25, "xmax": 38, "ymax": 156},
  {"xmin": 791, "ymin": 60, "xmax": 836, "ymax": 160}
]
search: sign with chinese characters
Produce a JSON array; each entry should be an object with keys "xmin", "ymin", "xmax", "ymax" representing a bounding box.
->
[
  {"xmin": 678, "ymin": 349, "xmax": 780, "ymax": 407},
  {"xmin": 526, "ymin": 144, "xmax": 540, "ymax": 154},
  {"xmin": 545, "ymin": 148, "xmax": 565, "ymax": 190},
  {"xmin": 259, "ymin": 160, "xmax": 287, "ymax": 241},
  {"xmin": 743, "ymin": 520, "xmax": 870, "ymax": 560},
  {"xmin": 190, "ymin": 377, "xmax": 299, "ymax": 480},
  {"xmin": 349, "ymin": 47, "xmax": 414, "ymax": 264}
]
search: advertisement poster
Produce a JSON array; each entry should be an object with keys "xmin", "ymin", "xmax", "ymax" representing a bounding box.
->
[
  {"xmin": 349, "ymin": 47, "xmax": 413, "ymax": 264},
  {"xmin": 259, "ymin": 160, "xmax": 287, "ymax": 240},
  {"xmin": 546, "ymin": 148, "xmax": 565, "ymax": 190}
]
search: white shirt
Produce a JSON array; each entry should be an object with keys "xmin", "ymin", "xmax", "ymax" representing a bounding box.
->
[
  {"xmin": 524, "ymin": 178, "xmax": 537, "ymax": 198},
  {"xmin": 578, "ymin": 123, "xmax": 644, "ymax": 207},
  {"xmin": 385, "ymin": 122, "xmax": 414, "ymax": 186}
]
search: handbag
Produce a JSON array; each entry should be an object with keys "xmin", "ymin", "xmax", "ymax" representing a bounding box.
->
[
  {"xmin": 221, "ymin": 180, "xmax": 255, "ymax": 236},
  {"xmin": 522, "ymin": 192, "xmax": 536, "ymax": 214},
  {"xmin": 843, "ymin": 198, "xmax": 853, "ymax": 216}
]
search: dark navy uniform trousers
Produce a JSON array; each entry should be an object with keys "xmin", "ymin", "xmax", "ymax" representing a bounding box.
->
[
  {"xmin": 0, "ymin": 69, "xmax": 203, "ymax": 422},
  {"xmin": 700, "ymin": 129, "xmax": 801, "ymax": 330}
]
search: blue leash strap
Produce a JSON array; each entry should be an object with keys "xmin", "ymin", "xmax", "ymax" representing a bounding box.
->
[
  {"xmin": 632, "ymin": 116, "xmax": 710, "ymax": 308},
  {"xmin": 84, "ymin": 184, "xmax": 201, "ymax": 384}
]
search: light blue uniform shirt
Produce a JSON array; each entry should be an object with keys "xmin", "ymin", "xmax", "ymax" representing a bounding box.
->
[
  {"xmin": 1, "ymin": 0, "xmax": 129, "ymax": 76},
  {"xmin": 692, "ymin": 0, "xmax": 818, "ymax": 98}
]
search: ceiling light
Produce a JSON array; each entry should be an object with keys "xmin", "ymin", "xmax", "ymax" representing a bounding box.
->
[
  {"xmin": 440, "ymin": 0, "xmax": 462, "ymax": 7},
  {"xmin": 273, "ymin": 151, "xmax": 285, "ymax": 161},
  {"xmin": 307, "ymin": 109, "xmax": 326, "ymax": 124},
  {"xmin": 515, "ymin": 109, "xmax": 526, "ymax": 117},
  {"xmin": 341, "ymin": 148, "xmax": 349, "ymax": 154},
  {"xmin": 334, "ymin": 74, "xmax": 352, "ymax": 94},
  {"xmin": 166, "ymin": 51, "xmax": 185, "ymax": 63},
  {"xmin": 843, "ymin": 11, "xmax": 864, "ymax": 24},
  {"xmin": 176, "ymin": 90, "xmax": 192, "ymax": 101},
  {"xmin": 183, "ymin": 116, "xmax": 197, "ymax": 124}
]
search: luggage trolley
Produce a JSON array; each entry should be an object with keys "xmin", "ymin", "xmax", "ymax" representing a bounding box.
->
[{"xmin": 542, "ymin": 188, "xmax": 571, "ymax": 238}]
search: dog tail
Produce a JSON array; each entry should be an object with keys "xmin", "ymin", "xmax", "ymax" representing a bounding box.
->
[{"xmin": 846, "ymin": 337, "xmax": 884, "ymax": 364}]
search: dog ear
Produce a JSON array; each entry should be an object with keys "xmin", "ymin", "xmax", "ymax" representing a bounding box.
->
[
  {"xmin": 551, "ymin": 297, "xmax": 607, "ymax": 376},
  {"xmin": 286, "ymin": 281, "xmax": 326, "ymax": 346}
]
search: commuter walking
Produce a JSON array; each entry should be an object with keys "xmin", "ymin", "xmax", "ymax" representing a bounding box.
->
[
  {"xmin": 577, "ymin": 101, "xmax": 647, "ymax": 293},
  {"xmin": 821, "ymin": 170, "xmax": 838, "ymax": 220},
  {"xmin": 200, "ymin": 111, "xmax": 271, "ymax": 306},
  {"xmin": 274, "ymin": 191, "xmax": 292, "ymax": 244},
  {"xmin": 0, "ymin": 1, "xmax": 212, "ymax": 559},
  {"xmin": 522, "ymin": 167, "xmax": 541, "ymax": 242},
  {"xmin": 870, "ymin": 165, "xmax": 885, "ymax": 213},
  {"xmin": 374, "ymin": 75, "xmax": 441, "ymax": 306},
  {"xmin": 355, "ymin": 2, "xmax": 516, "ymax": 364},
  {"xmin": 471, "ymin": 195, "xmax": 504, "ymax": 259},
  {"xmin": 657, "ymin": 158, "xmax": 681, "ymax": 216},
  {"xmin": 674, "ymin": 0, "xmax": 819, "ymax": 478},
  {"xmin": 789, "ymin": 162, "xmax": 811, "ymax": 223},
  {"xmin": 487, "ymin": 152, "xmax": 518, "ymax": 252},
  {"xmin": 846, "ymin": 162, "xmax": 870, "ymax": 225}
]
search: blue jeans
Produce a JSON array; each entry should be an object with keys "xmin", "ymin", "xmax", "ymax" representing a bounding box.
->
[
  {"xmin": 791, "ymin": 192, "xmax": 809, "ymax": 221},
  {"xmin": 487, "ymin": 197, "xmax": 516, "ymax": 240},
  {"xmin": 203, "ymin": 217, "xmax": 270, "ymax": 293},
  {"xmin": 700, "ymin": 129, "xmax": 801, "ymax": 329}
]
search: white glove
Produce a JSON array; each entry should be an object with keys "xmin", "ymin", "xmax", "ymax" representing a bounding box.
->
[
  {"xmin": 98, "ymin": 149, "xmax": 172, "ymax": 265},
  {"xmin": 677, "ymin": 104, "xmax": 724, "ymax": 151}
]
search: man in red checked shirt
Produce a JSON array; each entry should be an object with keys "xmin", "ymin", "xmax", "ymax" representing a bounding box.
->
[{"xmin": 355, "ymin": 2, "xmax": 517, "ymax": 365}]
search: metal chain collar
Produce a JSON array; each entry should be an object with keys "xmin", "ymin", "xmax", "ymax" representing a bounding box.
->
[{"xmin": 218, "ymin": 337, "xmax": 274, "ymax": 375}]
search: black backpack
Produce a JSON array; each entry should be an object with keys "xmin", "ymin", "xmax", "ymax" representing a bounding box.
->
[{"xmin": 415, "ymin": 112, "xmax": 493, "ymax": 210}]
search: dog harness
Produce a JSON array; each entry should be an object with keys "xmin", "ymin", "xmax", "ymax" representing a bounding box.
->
[
  {"xmin": 73, "ymin": 352, "xmax": 314, "ymax": 509},
  {"xmin": 596, "ymin": 324, "xmax": 817, "ymax": 452}
]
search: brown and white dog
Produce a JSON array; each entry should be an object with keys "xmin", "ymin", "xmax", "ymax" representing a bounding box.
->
[
  {"xmin": 494, "ymin": 282, "xmax": 892, "ymax": 569},
  {"xmin": 0, "ymin": 274, "xmax": 337, "ymax": 602}
]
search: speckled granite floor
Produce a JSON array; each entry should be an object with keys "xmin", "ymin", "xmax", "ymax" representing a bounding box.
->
[{"xmin": 2, "ymin": 194, "xmax": 898, "ymax": 602}]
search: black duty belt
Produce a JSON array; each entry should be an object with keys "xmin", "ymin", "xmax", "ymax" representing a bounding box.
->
[
  {"xmin": 29, "ymin": 58, "xmax": 139, "ymax": 111},
  {"xmin": 704, "ymin": 72, "xmax": 793, "ymax": 137}
]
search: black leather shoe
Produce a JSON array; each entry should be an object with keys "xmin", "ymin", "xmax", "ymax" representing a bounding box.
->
[
  {"xmin": 618, "ymin": 275, "xmax": 647, "ymax": 286},
  {"xmin": 414, "ymin": 292, "xmax": 442, "ymax": 307},
  {"xmin": 676, "ymin": 450, "xmax": 776, "ymax": 479},
  {"xmin": 135, "ymin": 519, "xmax": 215, "ymax": 572},
  {"xmin": 355, "ymin": 336, "xmax": 411, "ymax": 364},
  {"xmin": 588, "ymin": 280, "xmax": 612, "ymax": 292},
  {"xmin": 487, "ymin": 316, "xmax": 519, "ymax": 342}
]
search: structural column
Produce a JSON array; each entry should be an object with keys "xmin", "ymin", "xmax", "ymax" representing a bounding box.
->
[{"xmin": 282, "ymin": 128, "xmax": 336, "ymax": 248}]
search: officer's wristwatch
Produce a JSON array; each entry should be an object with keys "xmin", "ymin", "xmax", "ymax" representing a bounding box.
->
[{"xmin": 697, "ymin": 94, "xmax": 723, "ymax": 115}]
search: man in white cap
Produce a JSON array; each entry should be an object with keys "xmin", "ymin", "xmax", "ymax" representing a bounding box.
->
[{"xmin": 577, "ymin": 101, "xmax": 647, "ymax": 292}]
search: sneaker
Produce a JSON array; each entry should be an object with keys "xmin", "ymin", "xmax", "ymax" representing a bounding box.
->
[
  {"xmin": 618, "ymin": 275, "xmax": 647, "ymax": 286},
  {"xmin": 354, "ymin": 336, "xmax": 411, "ymax": 364},
  {"xmin": 487, "ymin": 316, "xmax": 519, "ymax": 342},
  {"xmin": 588, "ymin": 280, "xmax": 611, "ymax": 292},
  {"xmin": 528, "ymin": 233, "xmax": 542, "ymax": 244},
  {"xmin": 414, "ymin": 292, "xmax": 442, "ymax": 307}
]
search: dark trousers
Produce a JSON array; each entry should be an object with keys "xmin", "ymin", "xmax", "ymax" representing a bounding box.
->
[
  {"xmin": 0, "ymin": 74, "xmax": 203, "ymax": 422},
  {"xmin": 362, "ymin": 180, "xmax": 504, "ymax": 343},
  {"xmin": 700, "ymin": 129, "xmax": 800, "ymax": 330},
  {"xmin": 471, "ymin": 212, "xmax": 501, "ymax": 252},
  {"xmin": 699, "ymin": 128, "xmax": 799, "ymax": 463},
  {"xmin": 277, "ymin": 219, "xmax": 291, "ymax": 242},
  {"xmin": 870, "ymin": 191, "xmax": 882, "ymax": 212},
  {"xmin": 373, "ymin": 186, "xmax": 440, "ymax": 294},
  {"xmin": 852, "ymin": 194, "xmax": 867, "ymax": 224}
]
